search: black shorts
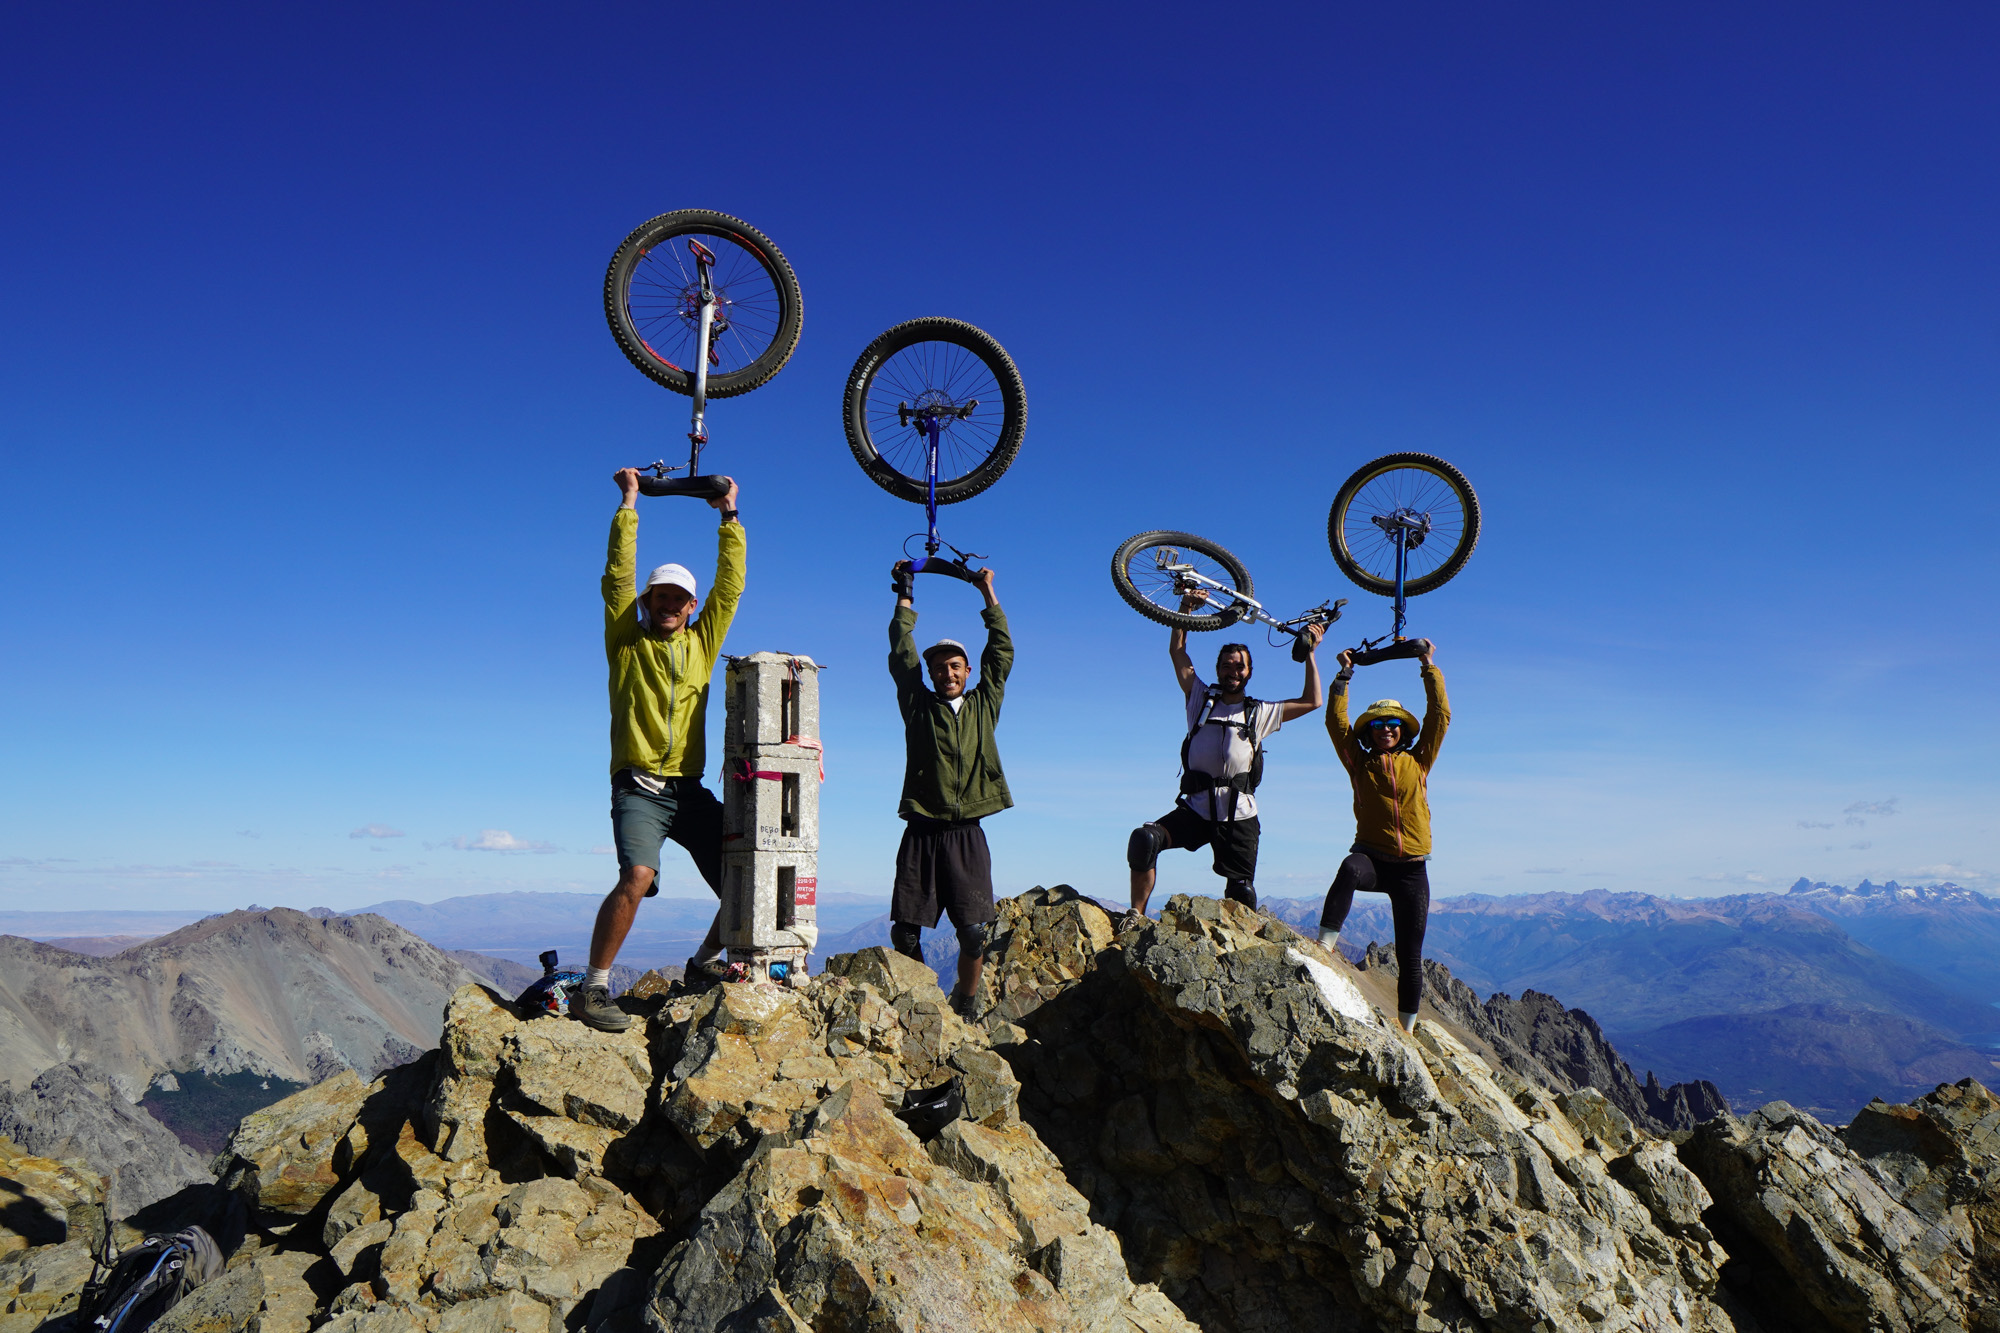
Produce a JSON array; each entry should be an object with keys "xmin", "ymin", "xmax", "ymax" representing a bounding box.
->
[
  {"xmin": 1154, "ymin": 803, "xmax": 1260, "ymax": 882},
  {"xmin": 891, "ymin": 815, "xmax": 996, "ymax": 929}
]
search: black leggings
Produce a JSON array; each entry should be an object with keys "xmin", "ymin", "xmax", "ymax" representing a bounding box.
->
[{"xmin": 1320, "ymin": 851, "xmax": 1430, "ymax": 1015}]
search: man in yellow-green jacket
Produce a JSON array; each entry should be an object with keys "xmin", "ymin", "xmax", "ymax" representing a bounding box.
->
[
  {"xmin": 578, "ymin": 467, "xmax": 744, "ymax": 1032},
  {"xmin": 1317, "ymin": 641, "xmax": 1450, "ymax": 1033}
]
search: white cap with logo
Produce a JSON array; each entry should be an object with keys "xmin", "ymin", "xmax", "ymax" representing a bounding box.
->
[{"xmin": 642, "ymin": 563, "xmax": 698, "ymax": 599}]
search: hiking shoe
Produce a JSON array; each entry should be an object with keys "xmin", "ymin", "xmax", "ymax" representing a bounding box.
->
[
  {"xmin": 949, "ymin": 990, "xmax": 980, "ymax": 1021},
  {"xmin": 1115, "ymin": 908, "xmax": 1148, "ymax": 934},
  {"xmin": 573, "ymin": 984, "xmax": 631, "ymax": 1033},
  {"xmin": 679, "ymin": 956, "xmax": 725, "ymax": 994}
]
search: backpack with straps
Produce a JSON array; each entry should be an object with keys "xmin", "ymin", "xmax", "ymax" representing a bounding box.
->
[
  {"xmin": 77, "ymin": 1225, "xmax": 224, "ymax": 1331},
  {"xmin": 1178, "ymin": 688, "xmax": 1265, "ymax": 820}
]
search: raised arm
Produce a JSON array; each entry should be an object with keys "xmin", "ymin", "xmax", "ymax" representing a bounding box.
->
[
  {"xmin": 1168, "ymin": 590, "xmax": 1205, "ymax": 697},
  {"xmin": 1325, "ymin": 648, "xmax": 1358, "ymax": 771},
  {"xmin": 695, "ymin": 479, "xmax": 745, "ymax": 664},
  {"xmin": 1277, "ymin": 624, "xmax": 1326, "ymax": 722},
  {"xmin": 973, "ymin": 568, "xmax": 1012, "ymax": 707},
  {"xmin": 1410, "ymin": 643, "xmax": 1450, "ymax": 772},
  {"xmin": 888, "ymin": 584, "xmax": 924, "ymax": 715},
  {"xmin": 604, "ymin": 469, "xmax": 641, "ymax": 630}
]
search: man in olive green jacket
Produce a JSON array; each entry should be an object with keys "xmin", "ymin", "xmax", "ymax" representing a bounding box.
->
[
  {"xmin": 579, "ymin": 467, "xmax": 744, "ymax": 1032},
  {"xmin": 886, "ymin": 561, "xmax": 1012, "ymax": 1016}
]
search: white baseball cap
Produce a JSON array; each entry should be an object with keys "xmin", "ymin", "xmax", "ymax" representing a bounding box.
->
[
  {"xmin": 922, "ymin": 638, "xmax": 968, "ymax": 663},
  {"xmin": 642, "ymin": 563, "xmax": 698, "ymax": 598}
]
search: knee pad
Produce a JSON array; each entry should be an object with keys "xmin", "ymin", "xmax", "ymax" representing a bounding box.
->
[
  {"xmin": 1224, "ymin": 878, "xmax": 1258, "ymax": 910},
  {"xmin": 1127, "ymin": 823, "xmax": 1168, "ymax": 872},
  {"xmin": 955, "ymin": 921, "xmax": 991, "ymax": 959},
  {"xmin": 890, "ymin": 922, "xmax": 924, "ymax": 962}
]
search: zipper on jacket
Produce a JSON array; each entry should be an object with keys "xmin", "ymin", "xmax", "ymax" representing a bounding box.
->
[{"xmin": 1385, "ymin": 754, "xmax": 1404, "ymax": 856}]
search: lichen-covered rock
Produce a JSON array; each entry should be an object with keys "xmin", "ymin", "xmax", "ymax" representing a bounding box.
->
[
  {"xmin": 212, "ymin": 1068, "xmax": 373, "ymax": 1217},
  {"xmin": 646, "ymin": 1079, "xmax": 1190, "ymax": 1332},
  {"xmin": 987, "ymin": 890, "xmax": 1745, "ymax": 1332},
  {"xmin": 0, "ymin": 1135, "xmax": 102, "ymax": 1256},
  {"xmin": 0, "ymin": 1237, "xmax": 98, "ymax": 1329},
  {"xmin": 1685, "ymin": 1091, "xmax": 1989, "ymax": 1333},
  {"xmin": 148, "ymin": 1249, "xmax": 317, "ymax": 1332},
  {"xmin": 1844, "ymin": 1078, "xmax": 2000, "ymax": 1330},
  {"xmin": 156, "ymin": 957, "xmax": 1191, "ymax": 1330}
]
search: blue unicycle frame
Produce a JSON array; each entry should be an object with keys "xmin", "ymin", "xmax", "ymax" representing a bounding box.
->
[
  {"xmin": 1350, "ymin": 510, "xmax": 1434, "ymax": 665},
  {"xmin": 900, "ymin": 407, "xmax": 983, "ymax": 584}
]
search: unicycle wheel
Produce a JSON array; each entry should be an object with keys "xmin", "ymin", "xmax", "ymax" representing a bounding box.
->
[
  {"xmin": 1110, "ymin": 531, "xmax": 1254, "ymax": 631},
  {"xmin": 605, "ymin": 209, "xmax": 803, "ymax": 398},
  {"xmin": 844, "ymin": 318, "xmax": 1026, "ymax": 505},
  {"xmin": 1327, "ymin": 453, "xmax": 1480, "ymax": 596}
]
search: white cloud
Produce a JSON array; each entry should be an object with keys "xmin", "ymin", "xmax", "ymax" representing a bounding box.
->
[
  {"xmin": 350, "ymin": 824, "xmax": 405, "ymax": 840},
  {"xmin": 451, "ymin": 830, "xmax": 560, "ymax": 854},
  {"xmin": 1691, "ymin": 871, "xmax": 1775, "ymax": 885},
  {"xmin": 1523, "ymin": 867, "xmax": 1567, "ymax": 875},
  {"xmin": 588, "ymin": 845, "xmax": 616, "ymax": 856},
  {"xmin": 1845, "ymin": 798, "xmax": 1899, "ymax": 818}
]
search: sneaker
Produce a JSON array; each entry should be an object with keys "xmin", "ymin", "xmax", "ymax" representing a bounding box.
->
[
  {"xmin": 573, "ymin": 984, "xmax": 631, "ymax": 1033},
  {"xmin": 949, "ymin": 990, "xmax": 980, "ymax": 1021},
  {"xmin": 1115, "ymin": 908, "xmax": 1148, "ymax": 934}
]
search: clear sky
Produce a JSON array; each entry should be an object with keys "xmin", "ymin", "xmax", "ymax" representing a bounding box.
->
[{"xmin": 2, "ymin": 4, "xmax": 1995, "ymax": 914}]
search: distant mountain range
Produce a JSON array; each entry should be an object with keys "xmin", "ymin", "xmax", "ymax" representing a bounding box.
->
[{"xmin": 0, "ymin": 890, "xmax": 887, "ymax": 974}]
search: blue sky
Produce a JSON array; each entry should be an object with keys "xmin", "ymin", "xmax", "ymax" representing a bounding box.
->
[{"xmin": 2, "ymin": 3, "xmax": 1995, "ymax": 914}]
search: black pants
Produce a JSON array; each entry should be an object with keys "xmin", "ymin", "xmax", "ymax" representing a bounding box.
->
[{"xmin": 1320, "ymin": 849, "xmax": 1430, "ymax": 1015}]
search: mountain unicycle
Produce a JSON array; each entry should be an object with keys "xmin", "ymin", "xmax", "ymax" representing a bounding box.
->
[
  {"xmin": 1111, "ymin": 531, "xmax": 1345, "ymax": 660},
  {"xmin": 605, "ymin": 209, "xmax": 804, "ymax": 500},
  {"xmin": 844, "ymin": 318, "xmax": 1026, "ymax": 582},
  {"xmin": 1327, "ymin": 452, "xmax": 1479, "ymax": 664}
]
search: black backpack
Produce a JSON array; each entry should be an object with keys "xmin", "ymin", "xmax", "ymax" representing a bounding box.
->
[
  {"xmin": 1178, "ymin": 688, "xmax": 1265, "ymax": 820},
  {"xmin": 78, "ymin": 1225, "xmax": 224, "ymax": 1331}
]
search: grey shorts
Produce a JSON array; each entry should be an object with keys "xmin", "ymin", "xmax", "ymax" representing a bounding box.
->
[{"xmin": 610, "ymin": 770, "xmax": 723, "ymax": 895}]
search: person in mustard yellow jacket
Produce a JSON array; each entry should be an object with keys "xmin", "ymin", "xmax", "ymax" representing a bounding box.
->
[
  {"xmin": 1318, "ymin": 640, "xmax": 1449, "ymax": 1032},
  {"xmin": 579, "ymin": 467, "xmax": 745, "ymax": 1032}
]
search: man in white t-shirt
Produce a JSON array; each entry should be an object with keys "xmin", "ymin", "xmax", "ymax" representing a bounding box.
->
[{"xmin": 1125, "ymin": 594, "xmax": 1325, "ymax": 920}]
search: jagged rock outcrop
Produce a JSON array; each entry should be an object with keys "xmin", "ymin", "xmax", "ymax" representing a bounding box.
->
[
  {"xmin": 1676, "ymin": 1078, "xmax": 2000, "ymax": 1333},
  {"xmin": 983, "ymin": 888, "xmax": 1746, "ymax": 1332},
  {"xmin": 180, "ymin": 949, "xmax": 1190, "ymax": 1330}
]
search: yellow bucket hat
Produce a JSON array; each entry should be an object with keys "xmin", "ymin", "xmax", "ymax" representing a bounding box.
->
[{"xmin": 1353, "ymin": 698, "xmax": 1419, "ymax": 749}]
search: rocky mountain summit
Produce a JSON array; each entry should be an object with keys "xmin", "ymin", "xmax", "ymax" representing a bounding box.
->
[{"xmin": 5, "ymin": 887, "xmax": 2000, "ymax": 1331}]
